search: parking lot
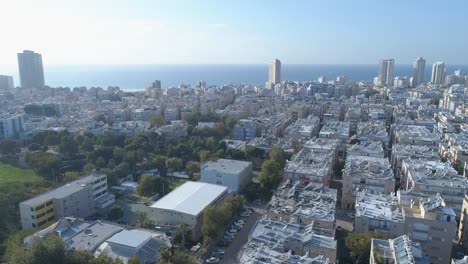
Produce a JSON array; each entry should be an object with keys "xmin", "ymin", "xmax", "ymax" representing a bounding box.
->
[{"xmin": 203, "ymin": 206, "xmax": 262, "ymax": 264}]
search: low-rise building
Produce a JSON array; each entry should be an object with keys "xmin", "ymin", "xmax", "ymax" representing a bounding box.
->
[
  {"xmin": 347, "ymin": 141, "xmax": 385, "ymax": 158},
  {"xmin": 390, "ymin": 144, "xmax": 440, "ymax": 183},
  {"xmin": 200, "ymin": 158, "xmax": 252, "ymax": 192},
  {"xmin": 319, "ymin": 121, "xmax": 350, "ymax": 142},
  {"xmin": 391, "ymin": 125, "xmax": 440, "ymax": 151},
  {"xmin": 19, "ymin": 173, "xmax": 114, "ymax": 229},
  {"xmin": 23, "ymin": 217, "xmax": 170, "ymax": 264},
  {"xmin": 148, "ymin": 181, "xmax": 229, "ymax": 240}
]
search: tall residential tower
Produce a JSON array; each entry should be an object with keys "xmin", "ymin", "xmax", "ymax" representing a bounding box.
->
[
  {"xmin": 412, "ymin": 57, "xmax": 426, "ymax": 87},
  {"xmin": 431, "ymin": 62, "xmax": 446, "ymax": 85},
  {"xmin": 269, "ymin": 59, "xmax": 281, "ymax": 85},
  {"xmin": 17, "ymin": 50, "xmax": 45, "ymax": 88},
  {"xmin": 378, "ymin": 59, "xmax": 394, "ymax": 86}
]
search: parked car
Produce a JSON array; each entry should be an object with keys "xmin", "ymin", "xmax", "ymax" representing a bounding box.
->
[
  {"xmin": 346, "ymin": 211, "xmax": 355, "ymax": 218},
  {"xmin": 206, "ymin": 257, "xmax": 220, "ymax": 264},
  {"xmin": 236, "ymin": 219, "xmax": 245, "ymax": 225},
  {"xmin": 240, "ymin": 212, "xmax": 251, "ymax": 217},
  {"xmin": 229, "ymin": 228, "xmax": 238, "ymax": 234}
]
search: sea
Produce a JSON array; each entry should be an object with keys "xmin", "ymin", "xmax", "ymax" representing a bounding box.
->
[{"xmin": 2, "ymin": 64, "xmax": 468, "ymax": 91}]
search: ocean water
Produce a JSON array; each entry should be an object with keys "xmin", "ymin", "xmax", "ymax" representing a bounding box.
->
[{"xmin": 3, "ymin": 64, "xmax": 468, "ymax": 91}]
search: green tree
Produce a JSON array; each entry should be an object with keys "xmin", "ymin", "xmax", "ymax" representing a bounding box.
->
[
  {"xmin": 269, "ymin": 147, "xmax": 286, "ymax": 167},
  {"xmin": 454, "ymin": 160, "xmax": 464, "ymax": 175},
  {"xmin": 198, "ymin": 150, "xmax": 210, "ymax": 163},
  {"xmin": 58, "ymin": 136, "xmax": 78, "ymax": 157},
  {"xmin": 157, "ymin": 248, "xmax": 197, "ymax": 264},
  {"xmin": 128, "ymin": 255, "xmax": 140, "ymax": 264},
  {"xmin": 258, "ymin": 159, "xmax": 282, "ymax": 196},
  {"xmin": 108, "ymin": 205, "xmax": 124, "ymax": 220},
  {"xmin": 345, "ymin": 232, "xmax": 384, "ymax": 264},
  {"xmin": 83, "ymin": 163, "xmax": 96, "ymax": 174},
  {"xmin": 166, "ymin": 157, "xmax": 183, "ymax": 173},
  {"xmin": 0, "ymin": 139, "xmax": 17, "ymax": 155},
  {"xmin": 26, "ymin": 152, "xmax": 61, "ymax": 179},
  {"xmin": 136, "ymin": 211, "xmax": 153, "ymax": 228},
  {"xmin": 172, "ymin": 223, "xmax": 191, "ymax": 248},
  {"xmin": 64, "ymin": 171, "xmax": 80, "ymax": 183},
  {"xmin": 136, "ymin": 175, "xmax": 169, "ymax": 197},
  {"xmin": 150, "ymin": 114, "xmax": 166, "ymax": 128},
  {"xmin": 185, "ymin": 161, "xmax": 200, "ymax": 178}
]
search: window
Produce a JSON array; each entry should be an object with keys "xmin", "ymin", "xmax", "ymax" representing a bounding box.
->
[{"xmin": 46, "ymin": 201, "xmax": 53, "ymax": 206}]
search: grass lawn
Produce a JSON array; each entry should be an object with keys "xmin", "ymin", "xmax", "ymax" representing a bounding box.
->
[{"xmin": 0, "ymin": 162, "xmax": 44, "ymax": 185}]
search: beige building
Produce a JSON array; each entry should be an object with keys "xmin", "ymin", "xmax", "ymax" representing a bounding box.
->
[
  {"xmin": 355, "ymin": 191, "xmax": 457, "ymax": 264},
  {"xmin": 342, "ymin": 155, "xmax": 394, "ymax": 209},
  {"xmin": 401, "ymin": 159, "xmax": 468, "ymax": 217},
  {"xmin": 458, "ymin": 194, "xmax": 468, "ymax": 250}
]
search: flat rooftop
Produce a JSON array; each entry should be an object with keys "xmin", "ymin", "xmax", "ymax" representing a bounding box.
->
[
  {"xmin": 150, "ymin": 181, "xmax": 227, "ymax": 216},
  {"xmin": 201, "ymin": 158, "xmax": 252, "ymax": 174},
  {"xmin": 21, "ymin": 173, "xmax": 106, "ymax": 206}
]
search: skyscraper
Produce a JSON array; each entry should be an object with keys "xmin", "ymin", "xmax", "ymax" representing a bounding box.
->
[
  {"xmin": 0, "ymin": 75, "xmax": 14, "ymax": 90},
  {"xmin": 431, "ymin": 62, "xmax": 446, "ymax": 85},
  {"xmin": 17, "ymin": 50, "xmax": 45, "ymax": 88},
  {"xmin": 412, "ymin": 57, "xmax": 425, "ymax": 87},
  {"xmin": 269, "ymin": 59, "xmax": 281, "ymax": 85},
  {"xmin": 378, "ymin": 59, "xmax": 394, "ymax": 86}
]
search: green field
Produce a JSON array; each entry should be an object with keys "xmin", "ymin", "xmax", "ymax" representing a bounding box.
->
[{"xmin": 0, "ymin": 162, "xmax": 44, "ymax": 185}]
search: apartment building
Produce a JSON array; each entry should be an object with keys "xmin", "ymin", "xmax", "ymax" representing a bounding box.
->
[
  {"xmin": 355, "ymin": 191, "xmax": 457, "ymax": 264},
  {"xmin": 402, "ymin": 159, "xmax": 468, "ymax": 216},
  {"xmin": 266, "ymin": 180, "xmax": 336, "ymax": 228},
  {"xmin": 19, "ymin": 173, "xmax": 114, "ymax": 229},
  {"xmin": 342, "ymin": 155, "xmax": 395, "ymax": 209},
  {"xmin": 200, "ymin": 158, "xmax": 252, "ymax": 192},
  {"xmin": 370, "ymin": 235, "xmax": 429, "ymax": 264}
]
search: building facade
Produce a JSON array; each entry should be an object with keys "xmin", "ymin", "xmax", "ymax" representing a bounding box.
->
[{"xmin": 17, "ymin": 50, "xmax": 45, "ymax": 88}]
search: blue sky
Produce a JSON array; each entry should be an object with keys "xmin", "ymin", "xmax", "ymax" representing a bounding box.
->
[{"xmin": 1, "ymin": 0, "xmax": 467, "ymax": 65}]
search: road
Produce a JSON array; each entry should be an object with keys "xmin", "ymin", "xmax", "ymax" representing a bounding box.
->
[{"xmin": 217, "ymin": 210, "xmax": 261, "ymax": 264}]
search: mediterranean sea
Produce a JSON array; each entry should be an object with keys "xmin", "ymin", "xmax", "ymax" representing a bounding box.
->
[{"xmin": 2, "ymin": 64, "xmax": 468, "ymax": 91}]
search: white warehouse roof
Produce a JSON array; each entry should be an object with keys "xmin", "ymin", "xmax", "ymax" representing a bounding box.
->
[{"xmin": 150, "ymin": 181, "xmax": 227, "ymax": 216}]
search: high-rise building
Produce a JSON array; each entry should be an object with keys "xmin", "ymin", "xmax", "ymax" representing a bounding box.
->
[
  {"xmin": 17, "ymin": 50, "xmax": 45, "ymax": 88},
  {"xmin": 0, "ymin": 75, "xmax": 14, "ymax": 90},
  {"xmin": 268, "ymin": 59, "xmax": 281, "ymax": 86},
  {"xmin": 378, "ymin": 59, "xmax": 394, "ymax": 86},
  {"xmin": 412, "ymin": 57, "xmax": 426, "ymax": 87},
  {"xmin": 431, "ymin": 62, "xmax": 446, "ymax": 85}
]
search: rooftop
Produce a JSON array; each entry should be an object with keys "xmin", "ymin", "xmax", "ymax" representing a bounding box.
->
[
  {"xmin": 344, "ymin": 156, "xmax": 394, "ymax": 180},
  {"xmin": 21, "ymin": 173, "xmax": 106, "ymax": 206},
  {"xmin": 150, "ymin": 181, "xmax": 227, "ymax": 216},
  {"xmin": 201, "ymin": 158, "xmax": 252, "ymax": 174},
  {"xmin": 372, "ymin": 235, "xmax": 429, "ymax": 264},
  {"xmin": 355, "ymin": 191, "xmax": 404, "ymax": 222}
]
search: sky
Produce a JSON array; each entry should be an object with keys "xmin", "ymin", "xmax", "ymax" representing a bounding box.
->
[{"xmin": 1, "ymin": 0, "xmax": 467, "ymax": 65}]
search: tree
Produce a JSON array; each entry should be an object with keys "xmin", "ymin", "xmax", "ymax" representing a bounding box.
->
[
  {"xmin": 136, "ymin": 211, "xmax": 153, "ymax": 228},
  {"xmin": 0, "ymin": 139, "xmax": 17, "ymax": 155},
  {"xmin": 166, "ymin": 157, "xmax": 183, "ymax": 173},
  {"xmin": 269, "ymin": 147, "xmax": 286, "ymax": 167},
  {"xmin": 185, "ymin": 161, "xmax": 200, "ymax": 178},
  {"xmin": 454, "ymin": 160, "xmax": 464, "ymax": 175},
  {"xmin": 83, "ymin": 163, "xmax": 96, "ymax": 174},
  {"xmin": 64, "ymin": 171, "xmax": 80, "ymax": 183},
  {"xmin": 128, "ymin": 255, "xmax": 140, "ymax": 264},
  {"xmin": 172, "ymin": 223, "xmax": 191, "ymax": 248},
  {"xmin": 198, "ymin": 150, "xmax": 210, "ymax": 163},
  {"xmin": 26, "ymin": 152, "xmax": 61, "ymax": 179},
  {"xmin": 258, "ymin": 159, "xmax": 282, "ymax": 197},
  {"xmin": 150, "ymin": 114, "xmax": 166, "ymax": 128},
  {"xmin": 157, "ymin": 248, "xmax": 197, "ymax": 264},
  {"xmin": 345, "ymin": 232, "xmax": 384, "ymax": 264},
  {"xmin": 58, "ymin": 136, "xmax": 78, "ymax": 157},
  {"xmin": 108, "ymin": 205, "xmax": 124, "ymax": 220},
  {"xmin": 136, "ymin": 175, "xmax": 169, "ymax": 197}
]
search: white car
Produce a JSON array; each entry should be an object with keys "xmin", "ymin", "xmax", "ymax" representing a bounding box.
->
[
  {"xmin": 240, "ymin": 212, "xmax": 251, "ymax": 217},
  {"xmin": 206, "ymin": 257, "xmax": 220, "ymax": 264}
]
